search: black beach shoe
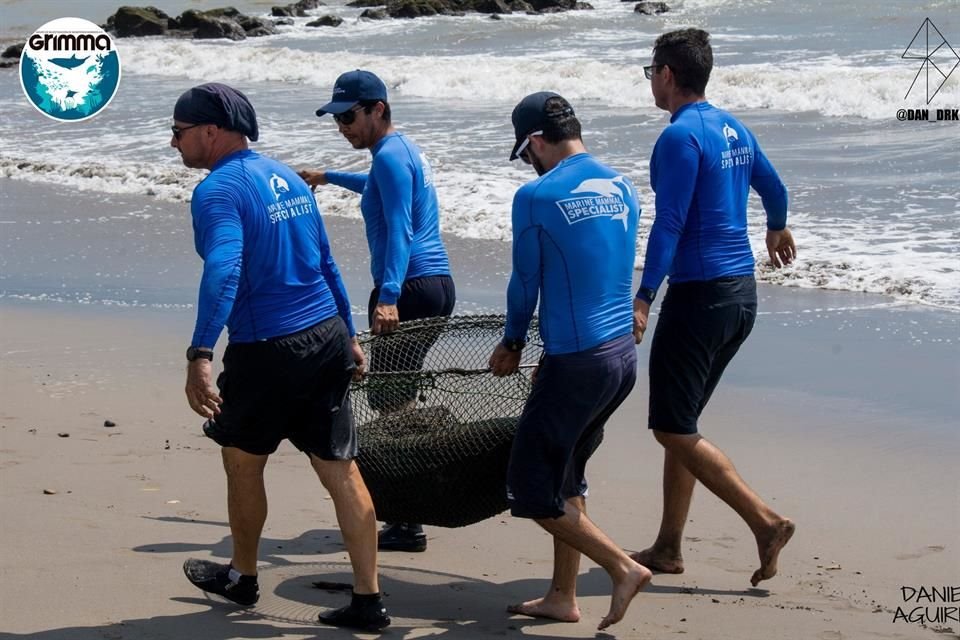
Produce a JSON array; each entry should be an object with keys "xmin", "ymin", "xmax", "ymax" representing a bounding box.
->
[
  {"xmin": 377, "ymin": 522, "xmax": 427, "ymax": 552},
  {"xmin": 318, "ymin": 598, "xmax": 391, "ymax": 631},
  {"xmin": 183, "ymin": 558, "xmax": 259, "ymax": 606}
]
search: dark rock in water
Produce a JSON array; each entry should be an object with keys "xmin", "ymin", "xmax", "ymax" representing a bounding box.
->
[
  {"xmin": 507, "ymin": 0, "xmax": 535, "ymax": 11},
  {"xmin": 524, "ymin": 0, "xmax": 591, "ymax": 11},
  {"xmin": 387, "ymin": 0, "xmax": 447, "ymax": 18},
  {"xmin": 0, "ymin": 58, "xmax": 17, "ymax": 69},
  {"xmin": 192, "ymin": 16, "xmax": 248, "ymax": 40},
  {"xmin": 2, "ymin": 43, "xmax": 25, "ymax": 59},
  {"xmin": 272, "ymin": 0, "xmax": 326, "ymax": 16},
  {"xmin": 360, "ymin": 8, "xmax": 389, "ymax": 18},
  {"xmin": 347, "ymin": 0, "xmax": 385, "ymax": 6},
  {"xmin": 489, "ymin": 12, "xmax": 502, "ymax": 19},
  {"xmin": 104, "ymin": 420, "xmax": 116, "ymax": 427},
  {"xmin": 307, "ymin": 15, "xmax": 344, "ymax": 26},
  {"xmin": 634, "ymin": 0, "xmax": 669, "ymax": 13},
  {"xmin": 239, "ymin": 16, "xmax": 279, "ymax": 36},
  {"xmin": 273, "ymin": 17, "xmax": 295, "ymax": 25},
  {"xmin": 111, "ymin": 6, "xmax": 172, "ymax": 37},
  {"xmin": 474, "ymin": 0, "xmax": 512, "ymax": 14}
]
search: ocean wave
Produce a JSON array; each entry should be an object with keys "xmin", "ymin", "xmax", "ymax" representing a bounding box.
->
[
  {"xmin": 114, "ymin": 38, "xmax": 958, "ymax": 120},
  {"xmin": 2, "ymin": 154, "xmax": 957, "ymax": 309}
]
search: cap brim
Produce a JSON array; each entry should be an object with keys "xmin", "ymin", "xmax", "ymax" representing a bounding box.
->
[
  {"xmin": 315, "ymin": 100, "xmax": 356, "ymax": 117},
  {"xmin": 509, "ymin": 137, "xmax": 524, "ymax": 161}
]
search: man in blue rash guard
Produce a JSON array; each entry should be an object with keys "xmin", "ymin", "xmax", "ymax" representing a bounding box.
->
[
  {"xmin": 299, "ymin": 70, "xmax": 455, "ymax": 553},
  {"xmin": 172, "ymin": 83, "xmax": 389, "ymax": 632},
  {"xmin": 630, "ymin": 29, "xmax": 797, "ymax": 588},
  {"xmin": 488, "ymin": 92, "xmax": 651, "ymax": 631}
]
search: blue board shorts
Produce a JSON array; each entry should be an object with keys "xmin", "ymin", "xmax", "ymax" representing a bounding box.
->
[{"xmin": 507, "ymin": 333, "xmax": 637, "ymax": 519}]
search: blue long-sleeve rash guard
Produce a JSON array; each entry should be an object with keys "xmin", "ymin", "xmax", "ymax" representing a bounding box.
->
[
  {"xmin": 191, "ymin": 149, "xmax": 355, "ymax": 348},
  {"xmin": 326, "ymin": 132, "xmax": 450, "ymax": 305},
  {"xmin": 639, "ymin": 102, "xmax": 788, "ymax": 299},
  {"xmin": 506, "ymin": 153, "xmax": 641, "ymax": 355}
]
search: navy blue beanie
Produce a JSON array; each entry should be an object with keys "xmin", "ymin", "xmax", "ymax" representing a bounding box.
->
[{"xmin": 173, "ymin": 83, "xmax": 259, "ymax": 142}]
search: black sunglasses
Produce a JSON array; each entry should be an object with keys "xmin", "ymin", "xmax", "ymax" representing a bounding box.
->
[
  {"xmin": 171, "ymin": 124, "xmax": 202, "ymax": 140},
  {"xmin": 333, "ymin": 105, "xmax": 365, "ymax": 125},
  {"xmin": 644, "ymin": 64, "xmax": 665, "ymax": 80}
]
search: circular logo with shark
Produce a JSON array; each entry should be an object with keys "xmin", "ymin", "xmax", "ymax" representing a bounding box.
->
[{"xmin": 19, "ymin": 17, "xmax": 121, "ymax": 122}]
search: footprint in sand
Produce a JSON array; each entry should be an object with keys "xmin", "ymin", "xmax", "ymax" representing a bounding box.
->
[{"xmin": 895, "ymin": 545, "xmax": 945, "ymax": 561}]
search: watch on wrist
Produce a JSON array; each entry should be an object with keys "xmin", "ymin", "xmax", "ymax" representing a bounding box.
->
[
  {"xmin": 502, "ymin": 337, "xmax": 526, "ymax": 353},
  {"xmin": 637, "ymin": 287, "xmax": 657, "ymax": 304},
  {"xmin": 186, "ymin": 346, "xmax": 214, "ymax": 362}
]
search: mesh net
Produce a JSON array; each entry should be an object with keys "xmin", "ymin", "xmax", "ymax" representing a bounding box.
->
[{"xmin": 350, "ymin": 315, "xmax": 542, "ymax": 528}]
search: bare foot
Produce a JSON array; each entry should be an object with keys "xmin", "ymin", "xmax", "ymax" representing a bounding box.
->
[
  {"xmin": 598, "ymin": 562, "xmax": 652, "ymax": 630},
  {"xmin": 751, "ymin": 518, "xmax": 795, "ymax": 587},
  {"xmin": 629, "ymin": 546, "xmax": 684, "ymax": 574},
  {"xmin": 507, "ymin": 596, "xmax": 580, "ymax": 623}
]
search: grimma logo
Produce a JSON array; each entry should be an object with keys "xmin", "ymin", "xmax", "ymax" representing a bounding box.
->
[{"xmin": 19, "ymin": 17, "xmax": 121, "ymax": 122}]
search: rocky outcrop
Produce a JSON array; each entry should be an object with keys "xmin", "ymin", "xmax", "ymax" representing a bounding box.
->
[
  {"xmin": 105, "ymin": 6, "xmax": 284, "ymax": 38},
  {"xmin": 109, "ymin": 6, "xmax": 174, "ymax": 37},
  {"xmin": 307, "ymin": 15, "xmax": 344, "ymax": 26},
  {"xmin": 383, "ymin": 0, "xmax": 583, "ymax": 17},
  {"xmin": 0, "ymin": 43, "xmax": 22, "ymax": 69},
  {"xmin": 2, "ymin": 43, "xmax": 24, "ymax": 59},
  {"xmin": 634, "ymin": 1, "xmax": 669, "ymax": 14},
  {"xmin": 271, "ymin": 0, "xmax": 326, "ymax": 16},
  {"xmin": 103, "ymin": 0, "xmax": 594, "ymax": 39}
]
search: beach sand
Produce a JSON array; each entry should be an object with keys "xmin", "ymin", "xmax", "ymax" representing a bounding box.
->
[
  {"xmin": 1, "ymin": 182, "xmax": 958, "ymax": 639},
  {"xmin": 1, "ymin": 294, "xmax": 957, "ymax": 639}
]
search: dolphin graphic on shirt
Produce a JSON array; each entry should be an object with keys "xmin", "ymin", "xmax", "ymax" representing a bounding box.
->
[
  {"xmin": 722, "ymin": 122, "xmax": 739, "ymax": 145},
  {"xmin": 569, "ymin": 176, "xmax": 632, "ymax": 231}
]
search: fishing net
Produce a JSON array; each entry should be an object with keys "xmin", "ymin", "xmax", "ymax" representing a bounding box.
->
[{"xmin": 350, "ymin": 314, "xmax": 542, "ymax": 528}]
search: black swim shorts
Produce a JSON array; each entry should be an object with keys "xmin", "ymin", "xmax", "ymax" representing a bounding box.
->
[
  {"xmin": 202, "ymin": 315, "xmax": 358, "ymax": 459},
  {"xmin": 648, "ymin": 275, "xmax": 757, "ymax": 435}
]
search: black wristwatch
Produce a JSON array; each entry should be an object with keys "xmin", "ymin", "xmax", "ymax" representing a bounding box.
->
[
  {"xmin": 186, "ymin": 346, "xmax": 214, "ymax": 362},
  {"xmin": 637, "ymin": 287, "xmax": 657, "ymax": 304},
  {"xmin": 502, "ymin": 337, "xmax": 526, "ymax": 352}
]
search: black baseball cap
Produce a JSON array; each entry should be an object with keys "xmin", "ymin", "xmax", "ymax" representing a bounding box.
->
[{"xmin": 509, "ymin": 91, "xmax": 576, "ymax": 160}]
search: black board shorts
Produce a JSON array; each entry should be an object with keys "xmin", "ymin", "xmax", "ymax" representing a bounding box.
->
[
  {"xmin": 202, "ymin": 315, "xmax": 358, "ymax": 459},
  {"xmin": 648, "ymin": 275, "xmax": 757, "ymax": 435}
]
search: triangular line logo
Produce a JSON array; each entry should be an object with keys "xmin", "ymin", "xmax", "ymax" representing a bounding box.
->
[{"xmin": 902, "ymin": 18, "xmax": 960, "ymax": 104}]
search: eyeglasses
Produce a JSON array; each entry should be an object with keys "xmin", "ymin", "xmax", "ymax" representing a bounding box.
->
[
  {"xmin": 333, "ymin": 105, "xmax": 365, "ymax": 125},
  {"xmin": 171, "ymin": 124, "xmax": 202, "ymax": 140},
  {"xmin": 514, "ymin": 130, "xmax": 543, "ymax": 164},
  {"xmin": 644, "ymin": 64, "xmax": 665, "ymax": 80}
]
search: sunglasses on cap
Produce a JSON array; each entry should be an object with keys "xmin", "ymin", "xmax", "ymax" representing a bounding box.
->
[
  {"xmin": 333, "ymin": 104, "xmax": 365, "ymax": 125},
  {"xmin": 514, "ymin": 130, "xmax": 543, "ymax": 164}
]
